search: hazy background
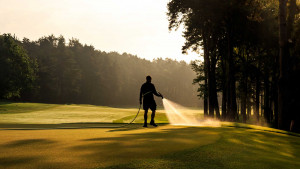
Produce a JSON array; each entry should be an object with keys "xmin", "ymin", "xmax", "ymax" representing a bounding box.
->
[{"xmin": 0, "ymin": 0, "xmax": 200, "ymax": 63}]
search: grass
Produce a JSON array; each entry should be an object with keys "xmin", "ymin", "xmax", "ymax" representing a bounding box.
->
[
  {"xmin": 106, "ymin": 127, "xmax": 300, "ymax": 169},
  {"xmin": 0, "ymin": 102, "xmax": 299, "ymax": 169},
  {"xmin": 0, "ymin": 102, "xmax": 170, "ymax": 124}
]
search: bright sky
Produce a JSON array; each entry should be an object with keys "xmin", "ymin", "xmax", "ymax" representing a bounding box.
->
[{"xmin": 0, "ymin": 0, "xmax": 201, "ymax": 63}]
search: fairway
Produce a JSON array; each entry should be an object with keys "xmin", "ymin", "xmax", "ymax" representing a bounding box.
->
[
  {"xmin": 1, "ymin": 102, "xmax": 300, "ymax": 169},
  {"xmin": 2, "ymin": 0, "xmax": 300, "ymax": 168},
  {"xmin": 1, "ymin": 125, "xmax": 300, "ymax": 169},
  {"xmin": 0, "ymin": 102, "xmax": 175, "ymax": 124}
]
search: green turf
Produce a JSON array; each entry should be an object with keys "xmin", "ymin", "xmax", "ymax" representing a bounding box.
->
[
  {"xmin": 104, "ymin": 127, "xmax": 300, "ymax": 169},
  {"xmin": 0, "ymin": 102, "xmax": 170, "ymax": 124},
  {"xmin": 0, "ymin": 102, "xmax": 299, "ymax": 169}
]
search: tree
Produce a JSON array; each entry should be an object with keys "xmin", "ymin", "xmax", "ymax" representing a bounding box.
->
[{"xmin": 0, "ymin": 34, "xmax": 37, "ymax": 99}]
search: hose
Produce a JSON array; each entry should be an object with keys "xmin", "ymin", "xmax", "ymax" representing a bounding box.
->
[{"xmin": 118, "ymin": 103, "xmax": 142, "ymax": 127}]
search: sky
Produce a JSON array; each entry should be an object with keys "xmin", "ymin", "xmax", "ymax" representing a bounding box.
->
[{"xmin": 0, "ymin": 0, "xmax": 201, "ymax": 63}]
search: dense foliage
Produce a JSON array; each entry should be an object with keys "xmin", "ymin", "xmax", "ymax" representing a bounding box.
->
[
  {"xmin": 0, "ymin": 34, "xmax": 37, "ymax": 99},
  {"xmin": 168, "ymin": 0, "xmax": 300, "ymax": 131},
  {"xmin": 0, "ymin": 34, "xmax": 199, "ymax": 107}
]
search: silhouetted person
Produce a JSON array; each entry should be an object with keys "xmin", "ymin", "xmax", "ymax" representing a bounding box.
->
[{"xmin": 140, "ymin": 76, "xmax": 163, "ymax": 127}]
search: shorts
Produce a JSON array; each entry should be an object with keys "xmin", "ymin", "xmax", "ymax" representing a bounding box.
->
[{"xmin": 143, "ymin": 101, "xmax": 157, "ymax": 111}]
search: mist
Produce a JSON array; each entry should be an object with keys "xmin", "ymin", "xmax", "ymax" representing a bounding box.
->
[{"xmin": 163, "ymin": 99, "xmax": 220, "ymax": 127}]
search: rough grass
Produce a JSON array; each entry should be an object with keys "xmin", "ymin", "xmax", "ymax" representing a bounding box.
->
[{"xmin": 0, "ymin": 102, "xmax": 299, "ymax": 169}]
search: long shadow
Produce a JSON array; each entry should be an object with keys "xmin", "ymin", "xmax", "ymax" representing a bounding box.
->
[
  {"xmin": 103, "ymin": 127, "xmax": 300, "ymax": 169},
  {"xmin": 0, "ymin": 122, "xmax": 169, "ymax": 131},
  {"xmin": 226, "ymin": 123, "xmax": 300, "ymax": 137},
  {"xmin": 69, "ymin": 127, "xmax": 221, "ymax": 167},
  {"xmin": 107, "ymin": 123, "xmax": 169, "ymax": 132},
  {"xmin": 0, "ymin": 138, "xmax": 55, "ymax": 168},
  {"xmin": 0, "ymin": 156, "xmax": 39, "ymax": 167},
  {"xmin": 4, "ymin": 139, "xmax": 56, "ymax": 148}
]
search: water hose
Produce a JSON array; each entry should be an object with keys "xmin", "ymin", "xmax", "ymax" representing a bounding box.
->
[
  {"xmin": 118, "ymin": 91, "xmax": 162, "ymax": 127},
  {"xmin": 118, "ymin": 103, "xmax": 142, "ymax": 127}
]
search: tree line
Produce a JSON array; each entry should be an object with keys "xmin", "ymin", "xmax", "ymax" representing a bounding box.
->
[
  {"xmin": 167, "ymin": 0, "xmax": 300, "ymax": 132},
  {"xmin": 0, "ymin": 34, "xmax": 199, "ymax": 107}
]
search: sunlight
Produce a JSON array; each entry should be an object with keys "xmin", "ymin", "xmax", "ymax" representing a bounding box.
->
[{"xmin": 163, "ymin": 99, "xmax": 220, "ymax": 127}]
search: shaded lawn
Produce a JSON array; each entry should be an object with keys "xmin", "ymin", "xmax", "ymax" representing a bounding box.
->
[
  {"xmin": 106, "ymin": 127, "xmax": 300, "ymax": 169},
  {"xmin": 0, "ymin": 125, "xmax": 300, "ymax": 169}
]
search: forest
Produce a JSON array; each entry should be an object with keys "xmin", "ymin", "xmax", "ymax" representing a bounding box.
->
[
  {"xmin": 1, "ymin": 0, "xmax": 300, "ymax": 133},
  {"xmin": 167, "ymin": 0, "xmax": 300, "ymax": 132},
  {"xmin": 0, "ymin": 34, "xmax": 199, "ymax": 107}
]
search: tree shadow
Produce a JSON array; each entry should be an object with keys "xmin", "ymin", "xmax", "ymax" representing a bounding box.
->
[
  {"xmin": 104, "ymin": 127, "xmax": 300, "ymax": 169},
  {"xmin": 0, "ymin": 156, "xmax": 39, "ymax": 167},
  {"xmin": 70, "ymin": 127, "xmax": 220, "ymax": 167},
  {"xmin": 4, "ymin": 139, "xmax": 56, "ymax": 148},
  {"xmin": 227, "ymin": 123, "xmax": 300, "ymax": 137},
  {"xmin": 0, "ymin": 123, "xmax": 168, "ymax": 131}
]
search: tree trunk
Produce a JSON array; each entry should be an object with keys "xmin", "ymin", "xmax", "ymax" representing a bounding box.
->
[
  {"xmin": 203, "ymin": 36, "xmax": 209, "ymax": 117},
  {"xmin": 208, "ymin": 57, "xmax": 215, "ymax": 118},
  {"xmin": 221, "ymin": 55, "xmax": 227, "ymax": 120},
  {"xmin": 287, "ymin": 0, "xmax": 297, "ymax": 40},
  {"xmin": 264, "ymin": 68, "xmax": 270, "ymax": 123},
  {"xmin": 241, "ymin": 75, "xmax": 247, "ymax": 122},
  {"xmin": 226, "ymin": 27, "xmax": 237, "ymax": 121},
  {"xmin": 211, "ymin": 53, "xmax": 220, "ymax": 119},
  {"xmin": 274, "ymin": 81, "xmax": 279, "ymax": 127},
  {"xmin": 204, "ymin": 79, "xmax": 208, "ymax": 117},
  {"xmin": 206, "ymin": 36, "xmax": 215, "ymax": 118},
  {"xmin": 247, "ymin": 98, "xmax": 251, "ymax": 119},
  {"xmin": 278, "ymin": 0, "xmax": 290, "ymax": 130},
  {"xmin": 255, "ymin": 72, "xmax": 260, "ymax": 122}
]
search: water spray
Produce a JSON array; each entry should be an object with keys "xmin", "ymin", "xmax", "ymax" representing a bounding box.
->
[
  {"xmin": 102, "ymin": 94, "xmax": 219, "ymax": 128},
  {"xmin": 117, "ymin": 97, "xmax": 220, "ymax": 128},
  {"xmin": 162, "ymin": 98, "xmax": 220, "ymax": 127}
]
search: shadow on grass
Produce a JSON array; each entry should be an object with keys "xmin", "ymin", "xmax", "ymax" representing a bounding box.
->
[
  {"xmin": 0, "ymin": 138, "xmax": 57, "ymax": 168},
  {"xmin": 107, "ymin": 123, "xmax": 169, "ymax": 132},
  {"xmin": 70, "ymin": 127, "xmax": 220, "ymax": 167},
  {"xmin": 5, "ymin": 139, "xmax": 56, "ymax": 148},
  {"xmin": 103, "ymin": 127, "xmax": 300, "ymax": 169},
  {"xmin": 0, "ymin": 123, "xmax": 169, "ymax": 131},
  {"xmin": 0, "ymin": 156, "xmax": 38, "ymax": 167},
  {"xmin": 226, "ymin": 122, "xmax": 300, "ymax": 137}
]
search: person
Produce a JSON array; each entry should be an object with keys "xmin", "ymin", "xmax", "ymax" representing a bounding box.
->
[{"xmin": 139, "ymin": 75, "xmax": 163, "ymax": 127}]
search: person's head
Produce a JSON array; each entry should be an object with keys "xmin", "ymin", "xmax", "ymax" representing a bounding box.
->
[{"xmin": 146, "ymin": 75, "xmax": 152, "ymax": 83}]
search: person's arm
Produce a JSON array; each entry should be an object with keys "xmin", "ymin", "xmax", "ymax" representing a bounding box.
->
[
  {"xmin": 139, "ymin": 85, "xmax": 143, "ymax": 104},
  {"xmin": 152, "ymin": 84, "xmax": 163, "ymax": 98}
]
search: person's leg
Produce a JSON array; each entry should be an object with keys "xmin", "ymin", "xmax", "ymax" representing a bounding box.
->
[
  {"xmin": 150, "ymin": 110, "xmax": 155, "ymax": 123},
  {"xmin": 150, "ymin": 107, "xmax": 157, "ymax": 127},
  {"xmin": 143, "ymin": 109, "xmax": 148, "ymax": 127}
]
